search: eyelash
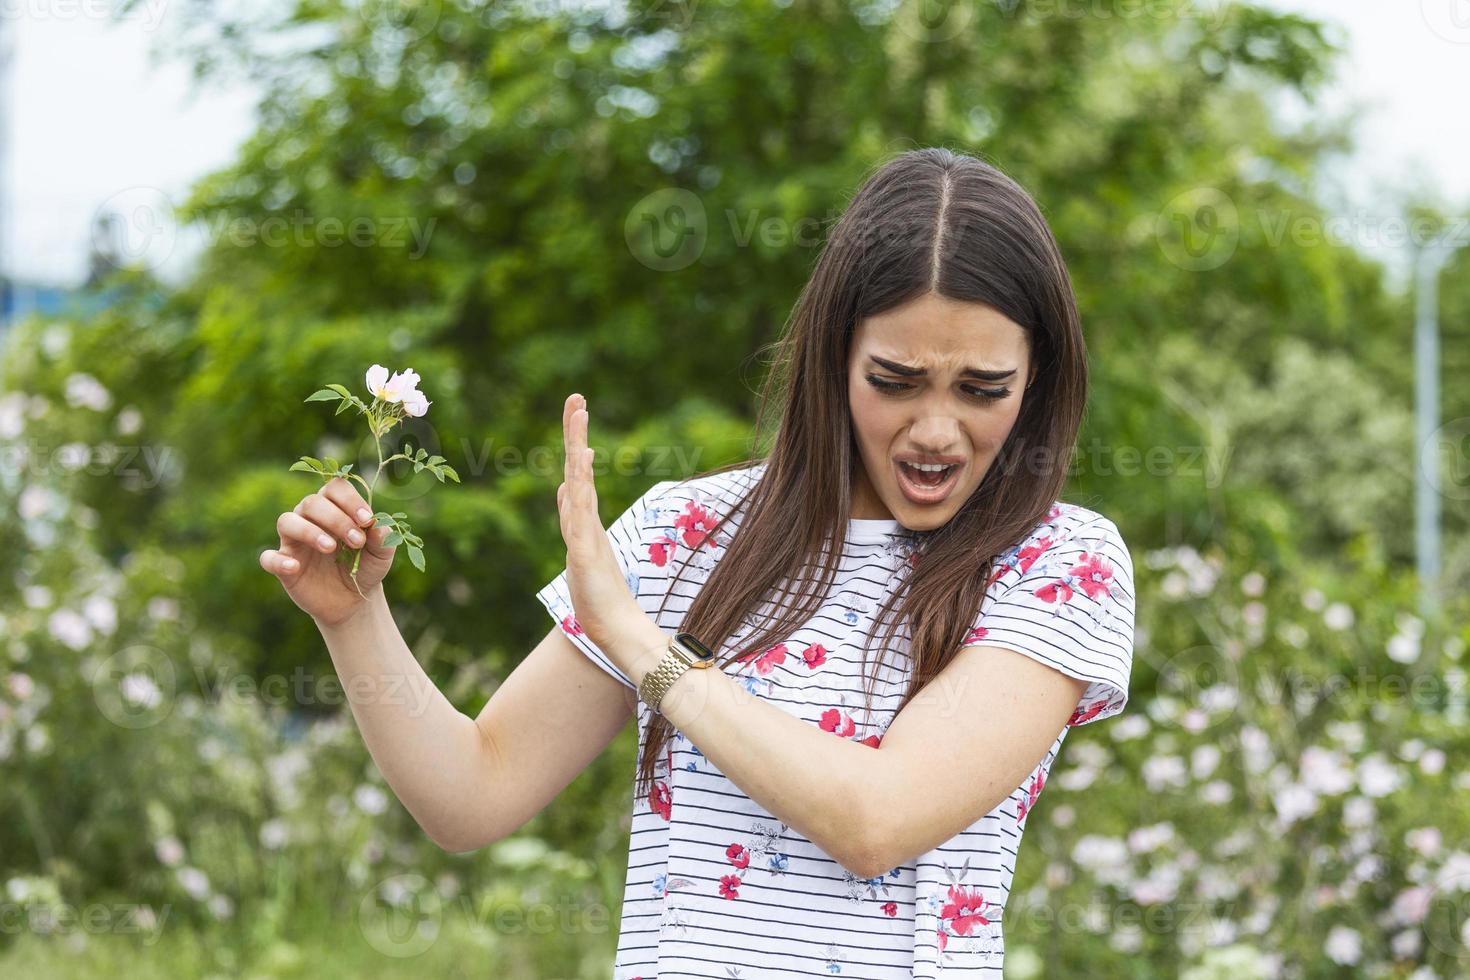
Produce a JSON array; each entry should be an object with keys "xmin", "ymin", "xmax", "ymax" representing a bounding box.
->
[{"xmin": 864, "ymin": 374, "xmax": 1012, "ymax": 401}]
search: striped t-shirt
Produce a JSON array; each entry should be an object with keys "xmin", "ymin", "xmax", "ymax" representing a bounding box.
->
[{"xmin": 535, "ymin": 460, "xmax": 1136, "ymax": 979}]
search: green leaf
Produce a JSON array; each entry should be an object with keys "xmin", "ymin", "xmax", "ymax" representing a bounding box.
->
[
  {"xmin": 391, "ymin": 512, "xmax": 407, "ymax": 519},
  {"xmin": 383, "ymin": 530, "xmax": 403, "ymax": 548},
  {"xmin": 288, "ymin": 460, "xmax": 319, "ymax": 474},
  {"xmin": 305, "ymin": 388, "xmax": 341, "ymax": 403},
  {"xmin": 441, "ymin": 465, "xmax": 460, "ymax": 484},
  {"xmin": 406, "ymin": 543, "xmax": 425, "ymax": 572},
  {"xmin": 325, "ymin": 383, "xmax": 353, "ymax": 398}
]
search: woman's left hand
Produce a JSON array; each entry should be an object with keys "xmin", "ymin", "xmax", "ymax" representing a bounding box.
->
[{"xmin": 556, "ymin": 392, "xmax": 646, "ymax": 655}]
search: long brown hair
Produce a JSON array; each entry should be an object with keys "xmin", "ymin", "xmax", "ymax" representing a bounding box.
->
[{"xmin": 633, "ymin": 146, "xmax": 1088, "ymax": 806}]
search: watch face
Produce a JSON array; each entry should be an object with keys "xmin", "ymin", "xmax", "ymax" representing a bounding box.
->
[{"xmin": 675, "ymin": 631, "xmax": 717, "ymax": 662}]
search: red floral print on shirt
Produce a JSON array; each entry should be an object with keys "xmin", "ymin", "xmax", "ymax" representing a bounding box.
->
[
  {"xmin": 1068, "ymin": 697, "xmax": 1111, "ymax": 727},
  {"xmin": 938, "ymin": 883, "xmax": 997, "ymax": 951},
  {"xmin": 647, "ymin": 745, "xmax": 674, "ymax": 821},
  {"xmin": 719, "ymin": 821, "xmax": 791, "ymax": 901},
  {"xmin": 737, "ymin": 641, "xmax": 788, "ymax": 676},
  {"xmin": 1016, "ymin": 768, "xmax": 1045, "ymax": 825},
  {"xmin": 1035, "ymin": 550, "xmax": 1118, "ymax": 605},
  {"xmin": 673, "ymin": 500, "xmax": 720, "ymax": 548},
  {"xmin": 819, "ymin": 707, "xmax": 856, "ymax": 737},
  {"xmin": 801, "ymin": 642, "xmax": 828, "ymax": 668}
]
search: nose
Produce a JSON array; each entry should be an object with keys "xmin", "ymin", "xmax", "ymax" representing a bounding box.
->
[{"xmin": 907, "ymin": 413, "xmax": 962, "ymax": 452}]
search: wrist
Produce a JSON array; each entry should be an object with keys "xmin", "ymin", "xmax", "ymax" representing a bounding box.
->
[
  {"xmin": 315, "ymin": 584, "xmax": 387, "ymax": 633},
  {"xmin": 618, "ymin": 616, "xmax": 670, "ymax": 689}
]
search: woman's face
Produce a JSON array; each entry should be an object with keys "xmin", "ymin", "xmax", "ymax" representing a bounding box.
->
[{"xmin": 847, "ymin": 291, "xmax": 1033, "ymax": 530}]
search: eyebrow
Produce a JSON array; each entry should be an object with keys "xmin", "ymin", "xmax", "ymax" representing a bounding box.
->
[{"xmin": 867, "ymin": 354, "xmax": 1017, "ymax": 382}]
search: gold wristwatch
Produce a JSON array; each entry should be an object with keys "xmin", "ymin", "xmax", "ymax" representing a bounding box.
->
[{"xmin": 638, "ymin": 631, "xmax": 718, "ymax": 715}]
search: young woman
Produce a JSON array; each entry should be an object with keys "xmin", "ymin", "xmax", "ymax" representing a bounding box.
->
[{"xmin": 261, "ymin": 146, "xmax": 1136, "ymax": 978}]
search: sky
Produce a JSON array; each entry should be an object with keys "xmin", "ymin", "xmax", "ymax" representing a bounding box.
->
[{"xmin": 4, "ymin": 1, "xmax": 1469, "ymax": 290}]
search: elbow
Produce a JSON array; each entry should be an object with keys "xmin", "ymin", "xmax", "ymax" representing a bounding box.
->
[
  {"xmin": 424, "ymin": 821, "xmax": 494, "ymax": 855},
  {"xmin": 841, "ymin": 839, "xmax": 893, "ymax": 882},
  {"xmin": 835, "ymin": 787, "xmax": 893, "ymax": 881}
]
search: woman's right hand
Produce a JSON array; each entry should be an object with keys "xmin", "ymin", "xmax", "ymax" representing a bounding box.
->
[{"xmin": 259, "ymin": 477, "xmax": 397, "ymax": 627}]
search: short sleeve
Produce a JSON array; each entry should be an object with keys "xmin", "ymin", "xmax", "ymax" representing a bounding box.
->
[
  {"xmin": 963, "ymin": 509, "xmax": 1136, "ymax": 727},
  {"xmin": 534, "ymin": 480, "xmax": 676, "ymax": 691}
]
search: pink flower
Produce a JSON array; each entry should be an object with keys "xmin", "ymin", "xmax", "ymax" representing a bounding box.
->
[
  {"xmin": 962, "ymin": 626, "xmax": 988, "ymax": 645},
  {"xmin": 649, "ymin": 780, "xmax": 671, "ymax": 821},
  {"xmin": 859, "ymin": 733, "xmax": 883, "ymax": 748},
  {"xmin": 1016, "ymin": 770, "xmax": 1046, "ymax": 823},
  {"xmin": 939, "ymin": 884, "xmax": 993, "ymax": 936},
  {"xmin": 365, "ymin": 364, "xmax": 431, "ymax": 416},
  {"xmin": 820, "ymin": 708, "xmax": 856, "ymax": 738},
  {"xmin": 649, "ymin": 534, "xmax": 677, "ymax": 567},
  {"xmin": 881, "ymin": 901, "xmax": 897, "ymax": 917},
  {"xmin": 739, "ymin": 642, "xmax": 787, "ymax": 676},
  {"xmin": 1068, "ymin": 553, "xmax": 1114, "ymax": 600},
  {"xmin": 1016, "ymin": 536, "xmax": 1054, "ymax": 573},
  {"xmin": 719, "ymin": 874, "xmax": 741, "ymax": 899},
  {"xmin": 560, "ymin": 613, "xmax": 584, "ymax": 636},
  {"xmin": 1035, "ymin": 579, "xmax": 1074, "ymax": 604},
  {"xmin": 801, "ymin": 643, "xmax": 828, "ymax": 668},
  {"xmin": 673, "ymin": 501, "xmax": 719, "ymax": 549},
  {"xmin": 1068, "ymin": 699, "xmax": 1108, "ymax": 726},
  {"xmin": 726, "ymin": 844, "xmax": 750, "ymax": 870}
]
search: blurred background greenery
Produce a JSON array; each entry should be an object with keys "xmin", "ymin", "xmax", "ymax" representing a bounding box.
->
[{"xmin": 2, "ymin": 0, "xmax": 1468, "ymax": 977}]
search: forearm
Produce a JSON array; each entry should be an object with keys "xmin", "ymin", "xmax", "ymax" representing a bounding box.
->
[
  {"xmin": 315, "ymin": 586, "xmax": 492, "ymax": 850},
  {"xmin": 617, "ymin": 620, "xmax": 882, "ymax": 877}
]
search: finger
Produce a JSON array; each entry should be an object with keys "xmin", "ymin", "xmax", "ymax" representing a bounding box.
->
[
  {"xmin": 300, "ymin": 493, "xmax": 369, "ymax": 550},
  {"xmin": 322, "ymin": 476, "xmax": 375, "ymax": 526},
  {"xmin": 260, "ymin": 548, "xmax": 301, "ymax": 578},
  {"xmin": 278, "ymin": 511, "xmax": 342, "ymax": 554},
  {"xmin": 562, "ymin": 392, "xmax": 580, "ymax": 492}
]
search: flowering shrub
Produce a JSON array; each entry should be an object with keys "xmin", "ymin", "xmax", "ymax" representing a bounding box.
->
[{"xmin": 1003, "ymin": 542, "xmax": 1470, "ymax": 979}]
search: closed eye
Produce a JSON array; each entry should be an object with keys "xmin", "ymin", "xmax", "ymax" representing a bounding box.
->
[{"xmin": 865, "ymin": 374, "xmax": 1011, "ymax": 401}]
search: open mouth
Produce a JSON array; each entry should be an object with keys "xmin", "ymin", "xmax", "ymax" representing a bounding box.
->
[{"xmin": 895, "ymin": 459, "xmax": 962, "ymax": 504}]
